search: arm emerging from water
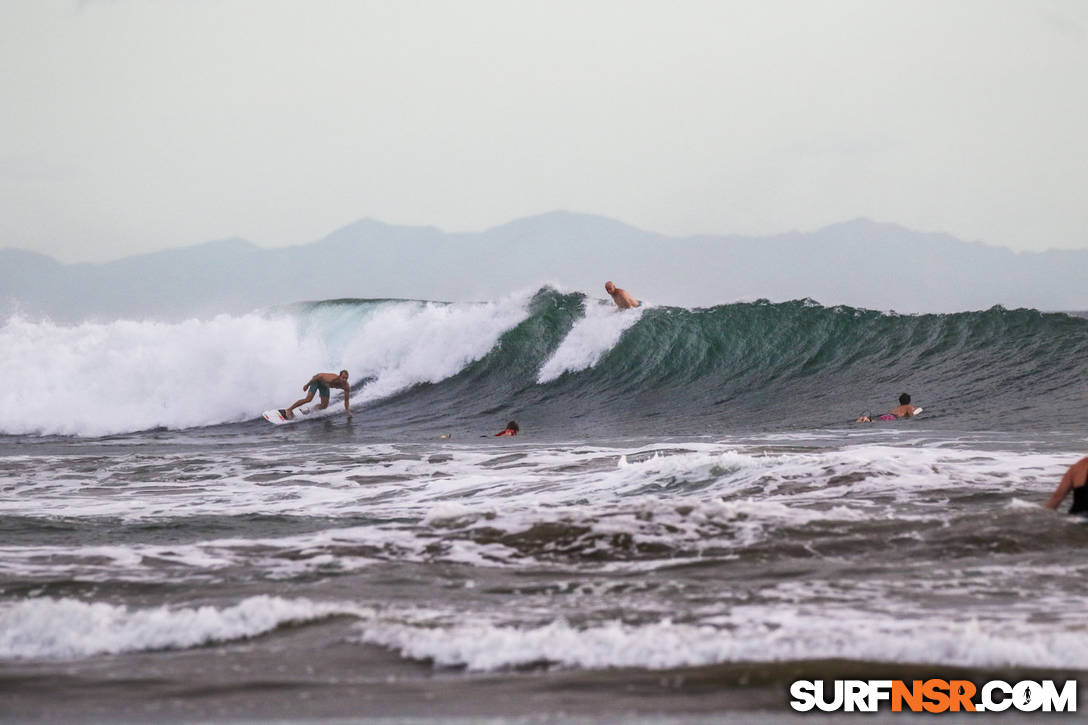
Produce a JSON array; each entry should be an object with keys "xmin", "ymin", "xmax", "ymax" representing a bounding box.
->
[{"xmin": 1046, "ymin": 457, "xmax": 1088, "ymax": 510}]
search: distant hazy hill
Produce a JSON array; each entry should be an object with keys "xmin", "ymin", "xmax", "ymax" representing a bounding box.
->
[{"xmin": 2, "ymin": 212, "xmax": 1086, "ymax": 321}]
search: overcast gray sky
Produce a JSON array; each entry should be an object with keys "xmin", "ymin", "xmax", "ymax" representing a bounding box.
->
[{"xmin": 2, "ymin": 0, "xmax": 1086, "ymax": 262}]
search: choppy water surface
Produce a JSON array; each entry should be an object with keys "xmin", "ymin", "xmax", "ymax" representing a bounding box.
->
[{"xmin": 2, "ymin": 291, "xmax": 1087, "ymax": 720}]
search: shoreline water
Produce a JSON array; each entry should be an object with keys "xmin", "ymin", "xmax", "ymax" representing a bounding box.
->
[{"xmin": 5, "ymin": 641, "xmax": 1085, "ymax": 722}]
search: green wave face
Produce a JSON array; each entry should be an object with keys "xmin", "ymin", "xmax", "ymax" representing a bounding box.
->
[{"xmin": 351, "ymin": 289, "xmax": 1088, "ymax": 436}]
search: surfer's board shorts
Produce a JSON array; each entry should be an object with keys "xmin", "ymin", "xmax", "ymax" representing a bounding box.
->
[{"xmin": 308, "ymin": 381, "xmax": 331, "ymax": 398}]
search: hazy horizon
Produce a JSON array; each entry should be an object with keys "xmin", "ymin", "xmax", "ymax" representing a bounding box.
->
[
  {"xmin": 0, "ymin": 209, "xmax": 1051, "ymax": 265},
  {"xmin": 6, "ymin": 212, "xmax": 1088, "ymax": 318},
  {"xmin": 2, "ymin": 1, "xmax": 1087, "ymax": 264}
]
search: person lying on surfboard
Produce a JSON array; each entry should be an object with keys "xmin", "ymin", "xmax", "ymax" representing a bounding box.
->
[
  {"xmin": 281, "ymin": 370, "xmax": 352, "ymax": 420},
  {"xmin": 855, "ymin": 393, "xmax": 917, "ymax": 423},
  {"xmin": 494, "ymin": 421, "xmax": 519, "ymax": 437},
  {"xmin": 1045, "ymin": 456, "xmax": 1088, "ymax": 514},
  {"xmin": 604, "ymin": 281, "xmax": 639, "ymax": 309}
]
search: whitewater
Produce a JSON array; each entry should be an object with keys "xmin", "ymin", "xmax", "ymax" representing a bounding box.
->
[
  {"xmin": 0, "ymin": 295, "xmax": 532, "ymax": 436},
  {"xmin": 3, "ymin": 286, "xmax": 1088, "ymax": 721}
]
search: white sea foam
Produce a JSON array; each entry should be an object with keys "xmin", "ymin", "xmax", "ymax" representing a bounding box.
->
[
  {"xmin": 0, "ymin": 526, "xmax": 426, "ymax": 583},
  {"xmin": 537, "ymin": 300, "xmax": 643, "ymax": 383},
  {"xmin": 335, "ymin": 298, "xmax": 529, "ymax": 403},
  {"xmin": 0, "ymin": 447, "xmax": 1061, "ymax": 589},
  {"xmin": 0, "ymin": 297, "xmax": 529, "ymax": 436},
  {"xmin": 0, "ymin": 314, "xmax": 314, "ymax": 436},
  {"xmin": 0, "ymin": 595, "xmax": 365, "ymax": 660},
  {"xmin": 3, "ymin": 436, "xmax": 1085, "ymax": 671},
  {"xmin": 356, "ymin": 608, "xmax": 1088, "ymax": 671},
  {"xmin": 0, "ymin": 441, "xmax": 1074, "ymax": 589},
  {"xmin": 0, "ymin": 442, "xmax": 1071, "ymax": 527},
  {"xmin": 8, "ymin": 589, "xmax": 1085, "ymax": 670}
]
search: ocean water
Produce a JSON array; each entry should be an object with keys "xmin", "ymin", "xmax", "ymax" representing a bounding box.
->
[{"xmin": 2, "ymin": 288, "xmax": 1088, "ymax": 721}]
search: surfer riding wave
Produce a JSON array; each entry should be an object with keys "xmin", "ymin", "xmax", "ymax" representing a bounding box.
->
[{"xmin": 282, "ymin": 370, "xmax": 352, "ymax": 420}]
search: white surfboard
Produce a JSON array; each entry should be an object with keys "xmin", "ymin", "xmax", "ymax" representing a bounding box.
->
[
  {"xmin": 262, "ymin": 407, "xmax": 302, "ymax": 425},
  {"xmin": 855, "ymin": 407, "xmax": 924, "ymax": 423},
  {"xmin": 261, "ymin": 405, "xmax": 338, "ymax": 425}
]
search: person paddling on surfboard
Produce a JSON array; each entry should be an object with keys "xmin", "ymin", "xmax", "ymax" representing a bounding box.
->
[
  {"xmin": 494, "ymin": 421, "xmax": 519, "ymax": 437},
  {"xmin": 889, "ymin": 393, "xmax": 916, "ymax": 418},
  {"xmin": 282, "ymin": 370, "xmax": 352, "ymax": 420},
  {"xmin": 604, "ymin": 281, "xmax": 639, "ymax": 309},
  {"xmin": 1045, "ymin": 457, "xmax": 1088, "ymax": 514},
  {"xmin": 856, "ymin": 393, "xmax": 917, "ymax": 423}
]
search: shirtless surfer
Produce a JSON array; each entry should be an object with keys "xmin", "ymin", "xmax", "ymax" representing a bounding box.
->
[
  {"xmin": 283, "ymin": 370, "xmax": 352, "ymax": 420},
  {"xmin": 856, "ymin": 393, "xmax": 916, "ymax": 423},
  {"xmin": 605, "ymin": 281, "xmax": 638, "ymax": 309},
  {"xmin": 1045, "ymin": 456, "xmax": 1088, "ymax": 514}
]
